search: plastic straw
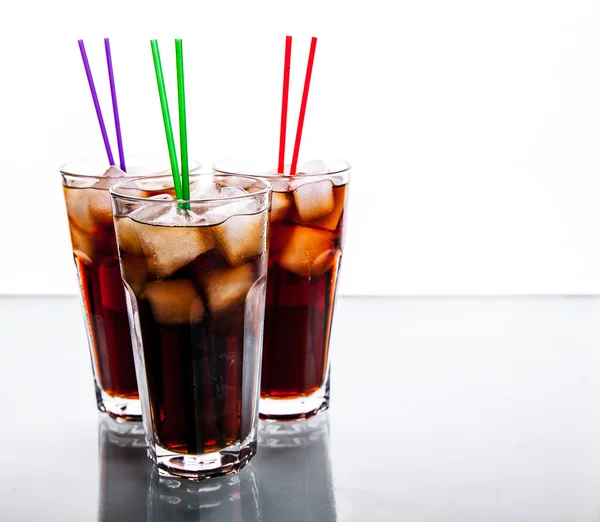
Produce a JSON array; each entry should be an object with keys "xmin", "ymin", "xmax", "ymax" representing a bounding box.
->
[
  {"xmin": 278, "ymin": 36, "xmax": 292, "ymax": 174},
  {"xmin": 290, "ymin": 37, "xmax": 318, "ymax": 176},
  {"xmin": 176, "ymin": 39, "xmax": 190, "ymax": 207},
  {"xmin": 104, "ymin": 38, "xmax": 126, "ymax": 172},
  {"xmin": 78, "ymin": 40, "xmax": 115, "ymax": 166},
  {"xmin": 150, "ymin": 40, "xmax": 182, "ymax": 201}
]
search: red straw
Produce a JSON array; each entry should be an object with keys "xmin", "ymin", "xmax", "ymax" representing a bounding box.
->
[
  {"xmin": 278, "ymin": 36, "xmax": 292, "ymax": 174},
  {"xmin": 290, "ymin": 37, "xmax": 317, "ymax": 176}
]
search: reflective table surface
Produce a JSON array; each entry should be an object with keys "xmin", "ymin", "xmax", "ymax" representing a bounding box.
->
[{"xmin": 2, "ymin": 296, "xmax": 600, "ymax": 521}]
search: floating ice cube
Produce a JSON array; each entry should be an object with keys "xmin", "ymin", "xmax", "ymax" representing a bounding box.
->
[
  {"xmin": 133, "ymin": 177, "xmax": 179, "ymax": 198},
  {"xmin": 126, "ymin": 194, "xmax": 175, "ymax": 224},
  {"xmin": 203, "ymin": 190, "xmax": 259, "ymax": 221},
  {"xmin": 270, "ymin": 192, "xmax": 292, "ymax": 222},
  {"xmin": 132, "ymin": 218, "xmax": 215, "ymax": 278},
  {"xmin": 278, "ymin": 225, "xmax": 335, "ymax": 277},
  {"xmin": 189, "ymin": 182, "xmax": 221, "ymax": 200},
  {"xmin": 195, "ymin": 185, "xmax": 254, "ymax": 214},
  {"xmin": 114, "ymin": 218, "xmax": 144, "ymax": 256},
  {"xmin": 64, "ymin": 187, "xmax": 93, "ymax": 231},
  {"xmin": 150, "ymin": 204, "xmax": 211, "ymax": 227},
  {"xmin": 103, "ymin": 165, "xmax": 127, "ymax": 177},
  {"xmin": 64, "ymin": 186, "xmax": 113, "ymax": 232},
  {"xmin": 219, "ymin": 185, "xmax": 248, "ymax": 198},
  {"xmin": 94, "ymin": 166, "xmax": 130, "ymax": 190},
  {"xmin": 292, "ymin": 179, "xmax": 335, "ymax": 222},
  {"xmin": 69, "ymin": 224, "xmax": 96, "ymax": 262},
  {"xmin": 293, "ymin": 184, "xmax": 346, "ymax": 232},
  {"xmin": 144, "ymin": 279, "xmax": 205, "ymax": 325},
  {"xmin": 297, "ymin": 160, "xmax": 329, "ymax": 175},
  {"xmin": 212, "ymin": 210, "xmax": 267, "ymax": 266},
  {"xmin": 200, "ymin": 264, "xmax": 255, "ymax": 315},
  {"xmin": 87, "ymin": 189, "xmax": 114, "ymax": 227},
  {"xmin": 190, "ymin": 181, "xmax": 250, "ymax": 202}
]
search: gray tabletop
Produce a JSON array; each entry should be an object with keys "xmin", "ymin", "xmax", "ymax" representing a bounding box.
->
[{"xmin": 2, "ymin": 296, "xmax": 600, "ymax": 521}]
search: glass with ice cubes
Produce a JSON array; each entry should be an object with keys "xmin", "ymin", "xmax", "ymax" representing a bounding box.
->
[
  {"xmin": 61, "ymin": 156, "xmax": 201, "ymax": 421},
  {"xmin": 213, "ymin": 159, "xmax": 350, "ymax": 420},
  {"xmin": 110, "ymin": 173, "xmax": 271, "ymax": 479}
]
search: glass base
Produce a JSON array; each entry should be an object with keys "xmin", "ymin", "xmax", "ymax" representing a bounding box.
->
[
  {"xmin": 259, "ymin": 377, "xmax": 330, "ymax": 421},
  {"xmin": 96, "ymin": 386, "xmax": 142, "ymax": 422},
  {"xmin": 150, "ymin": 437, "xmax": 257, "ymax": 481}
]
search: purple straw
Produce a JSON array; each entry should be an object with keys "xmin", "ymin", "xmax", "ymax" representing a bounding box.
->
[
  {"xmin": 78, "ymin": 40, "xmax": 114, "ymax": 166},
  {"xmin": 104, "ymin": 38, "xmax": 126, "ymax": 172}
]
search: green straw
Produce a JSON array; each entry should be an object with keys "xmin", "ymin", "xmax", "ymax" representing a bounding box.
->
[
  {"xmin": 175, "ymin": 39, "xmax": 190, "ymax": 210},
  {"xmin": 150, "ymin": 39, "xmax": 182, "ymax": 201}
]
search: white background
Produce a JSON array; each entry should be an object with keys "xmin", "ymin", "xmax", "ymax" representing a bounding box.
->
[{"xmin": 2, "ymin": 0, "xmax": 600, "ymax": 296}]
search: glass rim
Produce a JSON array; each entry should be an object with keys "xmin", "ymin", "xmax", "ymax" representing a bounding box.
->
[
  {"xmin": 60, "ymin": 154, "xmax": 202, "ymax": 179},
  {"xmin": 212, "ymin": 157, "xmax": 351, "ymax": 179},
  {"xmin": 109, "ymin": 173, "xmax": 272, "ymax": 205}
]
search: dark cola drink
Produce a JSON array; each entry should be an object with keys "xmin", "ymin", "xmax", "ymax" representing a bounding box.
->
[
  {"xmin": 262, "ymin": 183, "xmax": 347, "ymax": 401},
  {"xmin": 214, "ymin": 159, "xmax": 350, "ymax": 420},
  {"xmin": 62, "ymin": 164, "xmax": 141, "ymax": 420},
  {"xmin": 112, "ymin": 174, "xmax": 270, "ymax": 479},
  {"xmin": 62, "ymin": 158, "xmax": 201, "ymax": 420},
  {"xmin": 257, "ymin": 161, "xmax": 350, "ymax": 420}
]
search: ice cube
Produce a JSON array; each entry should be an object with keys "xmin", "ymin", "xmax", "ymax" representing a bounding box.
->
[
  {"xmin": 126, "ymin": 194, "xmax": 173, "ymax": 225},
  {"xmin": 94, "ymin": 166, "xmax": 130, "ymax": 190},
  {"xmin": 189, "ymin": 182, "xmax": 221, "ymax": 200},
  {"xmin": 292, "ymin": 180, "xmax": 335, "ymax": 222},
  {"xmin": 114, "ymin": 217, "xmax": 144, "ymax": 256},
  {"xmin": 200, "ymin": 264, "xmax": 255, "ymax": 315},
  {"xmin": 87, "ymin": 189, "xmax": 114, "ymax": 227},
  {"xmin": 204, "ymin": 190, "xmax": 259, "ymax": 222},
  {"xmin": 278, "ymin": 225, "xmax": 336, "ymax": 277},
  {"xmin": 64, "ymin": 187, "xmax": 93, "ymax": 231},
  {"xmin": 104, "ymin": 165, "xmax": 127, "ymax": 177},
  {"xmin": 131, "ymin": 212, "xmax": 215, "ymax": 278},
  {"xmin": 270, "ymin": 191, "xmax": 292, "ymax": 222},
  {"xmin": 144, "ymin": 279, "xmax": 205, "ymax": 325},
  {"xmin": 64, "ymin": 185, "xmax": 114, "ymax": 232},
  {"xmin": 297, "ymin": 160, "xmax": 330, "ymax": 175},
  {"xmin": 219, "ymin": 185, "xmax": 248, "ymax": 198},
  {"xmin": 294, "ymin": 184, "xmax": 346, "ymax": 232},
  {"xmin": 134, "ymin": 178, "xmax": 179, "ymax": 198},
  {"xmin": 120, "ymin": 255, "xmax": 148, "ymax": 296},
  {"xmin": 212, "ymin": 210, "xmax": 267, "ymax": 266},
  {"xmin": 69, "ymin": 223, "xmax": 96, "ymax": 262}
]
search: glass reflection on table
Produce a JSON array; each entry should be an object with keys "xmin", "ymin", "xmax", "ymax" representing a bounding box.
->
[
  {"xmin": 147, "ymin": 465, "xmax": 260, "ymax": 521},
  {"xmin": 254, "ymin": 411, "xmax": 336, "ymax": 522},
  {"xmin": 97, "ymin": 411, "xmax": 335, "ymax": 522},
  {"xmin": 98, "ymin": 417, "xmax": 150, "ymax": 522}
]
